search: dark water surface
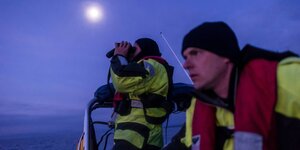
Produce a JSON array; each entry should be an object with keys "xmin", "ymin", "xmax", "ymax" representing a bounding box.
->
[
  {"xmin": 0, "ymin": 131, "xmax": 81, "ymax": 150},
  {"xmin": 0, "ymin": 112, "xmax": 184, "ymax": 150}
]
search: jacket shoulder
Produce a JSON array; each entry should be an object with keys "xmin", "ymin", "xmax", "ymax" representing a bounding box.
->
[{"xmin": 240, "ymin": 44, "xmax": 298, "ymax": 67}]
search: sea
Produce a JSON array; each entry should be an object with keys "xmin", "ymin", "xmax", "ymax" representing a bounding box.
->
[
  {"xmin": 0, "ymin": 112, "xmax": 184, "ymax": 150},
  {"xmin": 0, "ymin": 131, "xmax": 81, "ymax": 150}
]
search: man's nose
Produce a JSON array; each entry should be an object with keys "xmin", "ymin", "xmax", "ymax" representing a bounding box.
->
[{"xmin": 183, "ymin": 60, "xmax": 190, "ymax": 69}]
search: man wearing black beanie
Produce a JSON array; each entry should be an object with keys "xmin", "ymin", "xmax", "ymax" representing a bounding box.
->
[
  {"xmin": 110, "ymin": 38, "xmax": 173, "ymax": 150},
  {"xmin": 164, "ymin": 21, "xmax": 300, "ymax": 150},
  {"xmin": 182, "ymin": 21, "xmax": 240, "ymax": 64}
]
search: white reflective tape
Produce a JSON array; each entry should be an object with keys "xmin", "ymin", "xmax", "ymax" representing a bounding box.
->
[
  {"xmin": 143, "ymin": 61, "xmax": 155, "ymax": 76},
  {"xmin": 131, "ymin": 100, "xmax": 143, "ymax": 108},
  {"xmin": 192, "ymin": 134, "xmax": 200, "ymax": 150},
  {"xmin": 117, "ymin": 55, "xmax": 128, "ymax": 65},
  {"xmin": 234, "ymin": 131, "xmax": 263, "ymax": 150}
]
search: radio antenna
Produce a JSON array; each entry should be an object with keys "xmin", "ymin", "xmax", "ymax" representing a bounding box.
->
[{"xmin": 160, "ymin": 32, "xmax": 192, "ymax": 83}]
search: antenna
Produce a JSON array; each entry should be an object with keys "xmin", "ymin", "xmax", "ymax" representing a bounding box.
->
[{"xmin": 160, "ymin": 32, "xmax": 192, "ymax": 83}]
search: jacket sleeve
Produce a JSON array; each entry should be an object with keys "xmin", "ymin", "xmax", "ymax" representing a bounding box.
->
[
  {"xmin": 110, "ymin": 55, "xmax": 149, "ymax": 93},
  {"xmin": 110, "ymin": 55, "xmax": 148, "ymax": 77}
]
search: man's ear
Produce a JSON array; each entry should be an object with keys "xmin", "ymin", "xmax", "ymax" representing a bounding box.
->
[{"xmin": 223, "ymin": 58, "xmax": 231, "ymax": 64}]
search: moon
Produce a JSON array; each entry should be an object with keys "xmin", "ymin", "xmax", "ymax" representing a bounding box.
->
[{"xmin": 85, "ymin": 4, "xmax": 103, "ymax": 22}]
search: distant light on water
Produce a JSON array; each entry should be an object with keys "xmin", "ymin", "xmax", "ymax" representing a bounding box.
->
[{"xmin": 84, "ymin": 3, "xmax": 104, "ymax": 23}]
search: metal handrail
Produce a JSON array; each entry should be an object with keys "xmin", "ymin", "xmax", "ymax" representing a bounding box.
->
[
  {"xmin": 79, "ymin": 98, "xmax": 113, "ymax": 150},
  {"xmin": 83, "ymin": 98, "xmax": 96, "ymax": 150}
]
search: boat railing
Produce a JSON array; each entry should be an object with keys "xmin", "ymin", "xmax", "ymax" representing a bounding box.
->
[
  {"xmin": 77, "ymin": 83, "xmax": 193, "ymax": 150},
  {"xmin": 77, "ymin": 97, "xmax": 113, "ymax": 150}
]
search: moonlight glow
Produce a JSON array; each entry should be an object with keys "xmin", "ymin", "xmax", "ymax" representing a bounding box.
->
[{"xmin": 85, "ymin": 4, "xmax": 103, "ymax": 22}]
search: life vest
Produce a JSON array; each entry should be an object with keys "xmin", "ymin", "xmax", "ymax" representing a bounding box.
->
[
  {"xmin": 235, "ymin": 45, "xmax": 299, "ymax": 150},
  {"xmin": 141, "ymin": 56, "xmax": 174, "ymax": 124},
  {"xmin": 183, "ymin": 98, "xmax": 234, "ymax": 150},
  {"xmin": 183, "ymin": 45, "xmax": 300, "ymax": 150},
  {"xmin": 183, "ymin": 98, "xmax": 217, "ymax": 150}
]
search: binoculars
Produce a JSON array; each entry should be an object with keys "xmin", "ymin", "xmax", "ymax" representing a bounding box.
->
[{"xmin": 106, "ymin": 43, "xmax": 136, "ymax": 58}]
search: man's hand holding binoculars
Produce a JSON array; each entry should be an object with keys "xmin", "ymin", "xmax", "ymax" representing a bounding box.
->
[{"xmin": 114, "ymin": 41, "xmax": 132, "ymax": 58}]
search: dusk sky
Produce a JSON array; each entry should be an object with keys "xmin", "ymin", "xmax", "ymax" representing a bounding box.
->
[{"xmin": 1, "ymin": 0, "xmax": 300, "ymax": 136}]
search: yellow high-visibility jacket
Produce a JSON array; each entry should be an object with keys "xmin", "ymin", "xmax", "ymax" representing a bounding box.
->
[{"xmin": 110, "ymin": 55, "xmax": 171, "ymax": 149}]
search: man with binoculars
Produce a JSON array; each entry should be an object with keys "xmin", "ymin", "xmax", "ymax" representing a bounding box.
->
[{"xmin": 109, "ymin": 38, "xmax": 173, "ymax": 150}]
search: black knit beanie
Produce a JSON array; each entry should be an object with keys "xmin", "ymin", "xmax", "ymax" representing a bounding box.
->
[
  {"xmin": 182, "ymin": 21, "xmax": 240, "ymax": 64},
  {"xmin": 135, "ymin": 38, "xmax": 161, "ymax": 57}
]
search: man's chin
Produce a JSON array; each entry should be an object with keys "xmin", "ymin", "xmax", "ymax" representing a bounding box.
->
[{"xmin": 193, "ymin": 83, "xmax": 204, "ymax": 91}]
